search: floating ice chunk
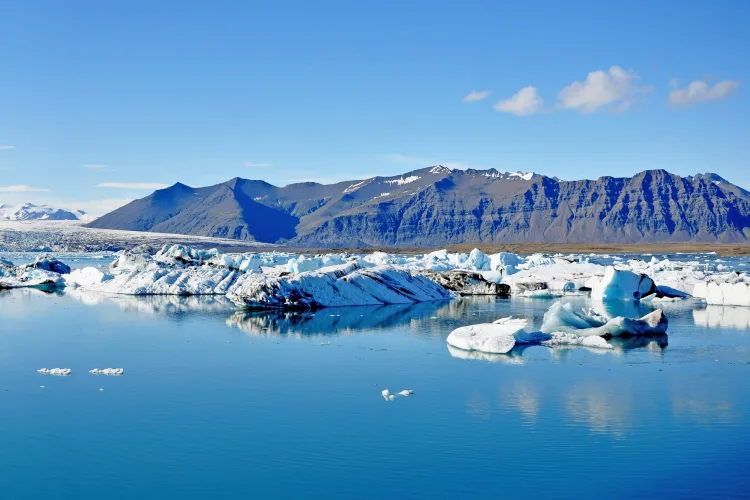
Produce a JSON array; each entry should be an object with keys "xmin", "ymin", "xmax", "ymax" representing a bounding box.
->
[
  {"xmin": 446, "ymin": 318, "xmax": 529, "ymax": 354},
  {"xmin": 397, "ymin": 390, "xmax": 414, "ymax": 397},
  {"xmin": 37, "ymin": 368, "xmax": 71, "ymax": 376},
  {"xmin": 65, "ymin": 267, "xmax": 113, "ymax": 288},
  {"xmin": 89, "ymin": 368, "xmax": 124, "ymax": 376},
  {"xmin": 591, "ymin": 266, "xmax": 656, "ymax": 301},
  {"xmin": 540, "ymin": 302, "xmax": 668, "ymax": 337},
  {"xmin": 29, "ymin": 255, "xmax": 71, "ymax": 275},
  {"xmin": 381, "ymin": 389, "xmax": 391, "ymax": 400},
  {"xmin": 693, "ymin": 281, "xmax": 750, "ymax": 307}
]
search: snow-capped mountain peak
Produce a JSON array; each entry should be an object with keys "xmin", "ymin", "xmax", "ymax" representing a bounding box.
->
[{"xmin": 0, "ymin": 202, "xmax": 92, "ymax": 221}]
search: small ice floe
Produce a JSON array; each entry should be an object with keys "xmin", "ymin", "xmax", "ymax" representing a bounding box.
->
[
  {"xmin": 381, "ymin": 388, "xmax": 414, "ymax": 400},
  {"xmin": 89, "ymin": 368, "xmax": 124, "ymax": 376},
  {"xmin": 37, "ymin": 368, "xmax": 71, "ymax": 376},
  {"xmin": 320, "ymin": 341, "xmax": 332, "ymax": 346},
  {"xmin": 99, "ymin": 388, "xmax": 104, "ymax": 392},
  {"xmin": 39, "ymin": 385, "xmax": 45, "ymax": 389}
]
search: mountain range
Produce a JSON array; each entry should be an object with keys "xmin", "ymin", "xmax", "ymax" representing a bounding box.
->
[
  {"xmin": 0, "ymin": 202, "xmax": 91, "ymax": 222},
  {"xmin": 86, "ymin": 167, "xmax": 750, "ymax": 247}
]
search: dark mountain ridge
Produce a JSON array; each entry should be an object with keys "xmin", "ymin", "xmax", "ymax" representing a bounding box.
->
[{"xmin": 86, "ymin": 167, "xmax": 750, "ymax": 246}]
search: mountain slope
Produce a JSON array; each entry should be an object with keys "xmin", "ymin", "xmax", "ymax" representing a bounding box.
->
[{"xmin": 87, "ymin": 168, "xmax": 750, "ymax": 246}]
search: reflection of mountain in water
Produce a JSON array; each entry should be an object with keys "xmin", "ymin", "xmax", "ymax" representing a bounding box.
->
[
  {"xmin": 226, "ymin": 300, "xmax": 451, "ymax": 337},
  {"xmin": 693, "ymin": 306, "xmax": 750, "ymax": 330}
]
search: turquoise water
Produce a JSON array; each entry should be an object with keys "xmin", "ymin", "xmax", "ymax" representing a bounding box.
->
[{"xmin": 1, "ymin": 289, "xmax": 750, "ymax": 499}]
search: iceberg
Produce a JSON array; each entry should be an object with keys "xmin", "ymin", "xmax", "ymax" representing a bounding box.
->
[
  {"xmin": 228, "ymin": 263, "xmax": 454, "ymax": 309},
  {"xmin": 0, "ymin": 258, "xmax": 66, "ymax": 290},
  {"xmin": 446, "ymin": 317, "xmax": 530, "ymax": 354},
  {"xmin": 540, "ymin": 302, "xmax": 668, "ymax": 337},
  {"xmin": 693, "ymin": 280, "xmax": 750, "ymax": 307},
  {"xmin": 590, "ymin": 266, "xmax": 656, "ymax": 301},
  {"xmin": 446, "ymin": 316, "xmax": 616, "ymax": 356}
]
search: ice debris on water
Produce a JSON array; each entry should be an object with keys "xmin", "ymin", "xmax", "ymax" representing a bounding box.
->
[
  {"xmin": 37, "ymin": 368, "xmax": 71, "ymax": 376},
  {"xmin": 89, "ymin": 368, "xmax": 124, "ymax": 376},
  {"xmin": 381, "ymin": 388, "xmax": 414, "ymax": 401}
]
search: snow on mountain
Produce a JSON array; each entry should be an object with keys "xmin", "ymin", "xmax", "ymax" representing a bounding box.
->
[{"xmin": 0, "ymin": 202, "xmax": 93, "ymax": 221}]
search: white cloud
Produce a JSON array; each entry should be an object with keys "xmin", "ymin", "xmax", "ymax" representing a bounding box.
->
[
  {"xmin": 0, "ymin": 184, "xmax": 50, "ymax": 192},
  {"xmin": 463, "ymin": 90, "xmax": 491, "ymax": 103},
  {"xmin": 80, "ymin": 164, "xmax": 108, "ymax": 169},
  {"xmin": 556, "ymin": 66, "xmax": 647, "ymax": 114},
  {"xmin": 493, "ymin": 86, "xmax": 543, "ymax": 116},
  {"xmin": 243, "ymin": 160, "xmax": 273, "ymax": 168},
  {"xmin": 668, "ymin": 79, "xmax": 740, "ymax": 105},
  {"xmin": 97, "ymin": 182, "xmax": 170, "ymax": 189},
  {"xmin": 0, "ymin": 145, "xmax": 15, "ymax": 150}
]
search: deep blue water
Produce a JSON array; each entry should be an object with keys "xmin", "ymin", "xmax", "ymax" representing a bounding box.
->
[{"xmin": 1, "ymin": 290, "xmax": 750, "ymax": 499}]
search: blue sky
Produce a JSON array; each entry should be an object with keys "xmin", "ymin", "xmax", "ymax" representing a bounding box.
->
[{"xmin": 1, "ymin": 0, "xmax": 748, "ymax": 214}]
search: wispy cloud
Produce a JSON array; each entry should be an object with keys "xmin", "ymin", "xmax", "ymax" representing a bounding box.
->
[
  {"xmin": 80, "ymin": 164, "xmax": 108, "ymax": 169},
  {"xmin": 668, "ymin": 79, "xmax": 740, "ymax": 106},
  {"xmin": 243, "ymin": 160, "xmax": 273, "ymax": 168},
  {"xmin": 463, "ymin": 90, "xmax": 491, "ymax": 103},
  {"xmin": 494, "ymin": 86, "xmax": 543, "ymax": 116},
  {"xmin": 0, "ymin": 184, "xmax": 50, "ymax": 192},
  {"xmin": 97, "ymin": 182, "xmax": 170, "ymax": 189},
  {"xmin": 0, "ymin": 145, "xmax": 15, "ymax": 150},
  {"xmin": 556, "ymin": 66, "xmax": 649, "ymax": 114}
]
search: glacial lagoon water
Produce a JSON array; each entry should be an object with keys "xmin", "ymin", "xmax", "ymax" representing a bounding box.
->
[{"xmin": 1, "ymin": 287, "xmax": 750, "ymax": 499}]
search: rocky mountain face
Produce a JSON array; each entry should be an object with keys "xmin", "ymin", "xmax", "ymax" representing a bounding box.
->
[{"xmin": 86, "ymin": 167, "xmax": 750, "ymax": 246}]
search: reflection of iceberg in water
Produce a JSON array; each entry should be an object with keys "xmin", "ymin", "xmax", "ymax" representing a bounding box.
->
[
  {"xmin": 501, "ymin": 380, "xmax": 541, "ymax": 421},
  {"xmin": 447, "ymin": 344, "xmax": 528, "ymax": 364},
  {"xmin": 63, "ymin": 288, "xmax": 236, "ymax": 315},
  {"xmin": 226, "ymin": 301, "xmax": 448, "ymax": 337},
  {"xmin": 564, "ymin": 382, "xmax": 631, "ymax": 437},
  {"xmin": 693, "ymin": 306, "xmax": 750, "ymax": 330}
]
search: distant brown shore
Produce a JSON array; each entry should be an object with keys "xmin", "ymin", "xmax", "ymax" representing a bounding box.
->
[{"xmin": 220, "ymin": 242, "xmax": 750, "ymax": 257}]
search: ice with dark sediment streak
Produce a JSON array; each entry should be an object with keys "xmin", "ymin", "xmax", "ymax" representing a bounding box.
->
[{"xmin": 228, "ymin": 262, "xmax": 454, "ymax": 309}]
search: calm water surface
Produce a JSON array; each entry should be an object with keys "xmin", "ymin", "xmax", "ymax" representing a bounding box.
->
[{"xmin": 1, "ymin": 289, "xmax": 749, "ymax": 499}]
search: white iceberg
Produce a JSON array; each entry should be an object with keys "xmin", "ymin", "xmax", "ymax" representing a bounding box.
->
[
  {"xmin": 540, "ymin": 302, "xmax": 668, "ymax": 337},
  {"xmin": 590, "ymin": 266, "xmax": 656, "ymax": 301},
  {"xmin": 446, "ymin": 317, "xmax": 530, "ymax": 354},
  {"xmin": 693, "ymin": 281, "xmax": 750, "ymax": 307}
]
